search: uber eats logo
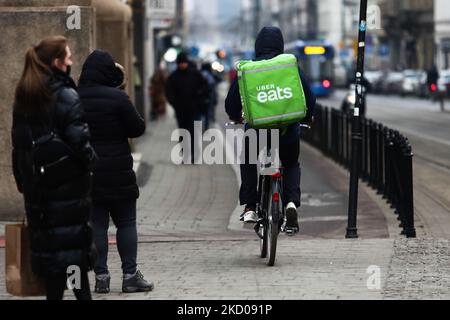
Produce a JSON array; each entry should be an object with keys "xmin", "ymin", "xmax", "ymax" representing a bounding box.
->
[{"xmin": 256, "ymin": 84, "xmax": 293, "ymax": 103}]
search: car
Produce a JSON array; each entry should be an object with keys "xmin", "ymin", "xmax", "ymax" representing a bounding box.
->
[
  {"xmin": 380, "ymin": 71, "xmax": 404, "ymax": 95},
  {"xmin": 401, "ymin": 70, "xmax": 426, "ymax": 96},
  {"xmin": 364, "ymin": 70, "xmax": 384, "ymax": 93},
  {"xmin": 417, "ymin": 72, "xmax": 429, "ymax": 98},
  {"xmin": 438, "ymin": 70, "xmax": 450, "ymax": 97}
]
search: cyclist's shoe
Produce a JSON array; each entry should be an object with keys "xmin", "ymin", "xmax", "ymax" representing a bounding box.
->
[
  {"xmin": 242, "ymin": 207, "xmax": 258, "ymax": 223},
  {"xmin": 285, "ymin": 202, "xmax": 299, "ymax": 235},
  {"xmin": 122, "ymin": 270, "xmax": 154, "ymax": 293},
  {"xmin": 95, "ymin": 273, "xmax": 111, "ymax": 294}
]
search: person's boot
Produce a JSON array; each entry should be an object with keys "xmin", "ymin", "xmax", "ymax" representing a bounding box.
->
[
  {"xmin": 122, "ymin": 270, "xmax": 154, "ymax": 293},
  {"xmin": 94, "ymin": 273, "xmax": 111, "ymax": 294}
]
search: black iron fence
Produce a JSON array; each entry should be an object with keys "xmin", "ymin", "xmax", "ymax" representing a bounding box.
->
[{"xmin": 302, "ymin": 104, "xmax": 416, "ymax": 238}]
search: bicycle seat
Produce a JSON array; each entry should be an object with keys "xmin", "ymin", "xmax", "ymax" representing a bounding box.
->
[{"xmin": 260, "ymin": 167, "xmax": 280, "ymax": 176}]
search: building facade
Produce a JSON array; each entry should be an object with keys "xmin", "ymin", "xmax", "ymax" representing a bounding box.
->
[
  {"xmin": 0, "ymin": 0, "xmax": 134, "ymax": 220},
  {"xmin": 379, "ymin": 0, "xmax": 434, "ymax": 70},
  {"xmin": 239, "ymin": 0, "xmax": 360, "ymax": 65},
  {"xmin": 435, "ymin": 0, "xmax": 450, "ymax": 69}
]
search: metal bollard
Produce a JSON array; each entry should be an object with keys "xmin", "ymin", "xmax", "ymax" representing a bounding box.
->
[
  {"xmin": 376, "ymin": 123, "xmax": 384, "ymax": 194},
  {"xmin": 401, "ymin": 139, "xmax": 416, "ymax": 238},
  {"xmin": 370, "ymin": 120, "xmax": 377, "ymax": 187},
  {"xmin": 382, "ymin": 128, "xmax": 391, "ymax": 201},
  {"xmin": 391, "ymin": 132, "xmax": 400, "ymax": 212}
]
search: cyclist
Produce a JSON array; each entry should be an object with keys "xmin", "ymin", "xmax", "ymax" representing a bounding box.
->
[{"xmin": 225, "ymin": 26, "xmax": 316, "ymax": 231}]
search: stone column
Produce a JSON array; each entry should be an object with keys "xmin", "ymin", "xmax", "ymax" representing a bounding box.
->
[{"xmin": 92, "ymin": 0, "xmax": 135, "ymax": 101}]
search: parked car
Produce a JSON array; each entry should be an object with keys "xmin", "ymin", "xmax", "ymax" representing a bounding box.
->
[
  {"xmin": 380, "ymin": 71, "xmax": 404, "ymax": 95},
  {"xmin": 438, "ymin": 70, "xmax": 450, "ymax": 97},
  {"xmin": 364, "ymin": 70, "xmax": 384, "ymax": 93},
  {"xmin": 401, "ymin": 70, "xmax": 426, "ymax": 96},
  {"xmin": 417, "ymin": 72, "xmax": 429, "ymax": 98}
]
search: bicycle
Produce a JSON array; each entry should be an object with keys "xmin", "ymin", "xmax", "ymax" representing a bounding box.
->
[{"xmin": 226, "ymin": 121, "xmax": 311, "ymax": 266}]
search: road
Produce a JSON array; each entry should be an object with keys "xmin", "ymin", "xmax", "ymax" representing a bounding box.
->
[{"xmin": 318, "ymin": 90, "xmax": 450, "ymax": 237}]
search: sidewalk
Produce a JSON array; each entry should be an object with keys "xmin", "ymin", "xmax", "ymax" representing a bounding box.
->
[
  {"xmin": 0, "ymin": 88, "xmax": 446, "ymax": 300},
  {"xmin": 3, "ymin": 237, "xmax": 450, "ymax": 300}
]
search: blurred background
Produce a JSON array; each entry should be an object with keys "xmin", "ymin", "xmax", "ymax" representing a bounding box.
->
[{"xmin": 141, "ymin": 0, "xmax": 450, "ymax": 115}]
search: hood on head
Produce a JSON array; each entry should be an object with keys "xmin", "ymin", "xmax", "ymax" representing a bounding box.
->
[
  {"xmin": 79, "ymin": 49, "xmax": 124, "ymax": 87},
  {"xmin": 176, "ymin": 52, "xmax": 189, "ymax": 64},
  {"xmin": 255, "ymin": 26, "xmax": 284, "ymax": 59}
]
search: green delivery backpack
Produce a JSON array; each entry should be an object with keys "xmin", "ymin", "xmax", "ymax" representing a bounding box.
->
[{"xmin": 237, "ymin": 54, "xmax": 307, "ymax": 129}]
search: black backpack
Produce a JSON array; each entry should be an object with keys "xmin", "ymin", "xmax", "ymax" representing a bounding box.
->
[{"xmin": 27, "ymin": 103, "xmax": 85, "ymax": 193}]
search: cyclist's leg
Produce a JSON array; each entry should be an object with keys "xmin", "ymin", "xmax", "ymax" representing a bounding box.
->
[
  {"xmin": 280, "ymin": 139, "xmax": 301, "ymax": 231},
  {"xmin": 280, "ymin": 139, "xmax": 301, "ymax": 208},
  {"xmin": 239, "ymin": 163, "xmax": 258, "ymax": 208},
  {"xmin": 239, "ymin": 128, "xmax": 259, "ymax": 219}
]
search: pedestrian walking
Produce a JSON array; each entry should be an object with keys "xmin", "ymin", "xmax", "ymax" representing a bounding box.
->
[
  {"xmin": 149, "ymin": 67, "xmax": 168, "ymax": 120},
  {"xmin": 11, "ymin": 36, "xmax": 97, "ymax": 300},
  {"xmin": 77, "ymin": 50, "xmax": 154, "ymax": 294},
  {"xmin": 427, "ymin": 65, "xmax": 439, "ymax": 96},
  {"xmin": 165, "ymin": 52, "xmax": 209, "ymax": 163},
  {"xmin": 225, "ymin": 27, "xmax": 316, "ymax": 230}
]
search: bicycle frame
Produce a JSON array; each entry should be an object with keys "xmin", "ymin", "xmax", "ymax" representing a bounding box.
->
[
  {"xmin": 255, "ymin": 139, "xmax": 285, "ymax": 266},
  {"xmin": 226, "ymin": 121, "xmax": 310, "ymax": 266}
]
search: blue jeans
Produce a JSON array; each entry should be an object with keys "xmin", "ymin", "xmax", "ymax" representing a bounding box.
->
[{"xmin": 91, "ymin": 200, "xmax": 138, "ymax": 275}]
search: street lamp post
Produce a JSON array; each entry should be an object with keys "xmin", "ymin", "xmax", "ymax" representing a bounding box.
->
[{"xmin": 346, "ymin": 0, "xmax": 368, "ymax": 239}]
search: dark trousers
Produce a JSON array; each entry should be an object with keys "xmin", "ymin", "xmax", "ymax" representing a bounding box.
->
[
  {"xmin": 91, "ymin": 200, "xmax": 138, "ymax": 275},
  {"xmin": 176, "ymin": 112, "xmax": 202, "ymax": 163},
  {"xmin": 240, "ymin": 136, "xmax": 301, "ymax": 208},
  {"xmin": 45, "ymin": 272, "xmax": 92, "ymax": 300}
]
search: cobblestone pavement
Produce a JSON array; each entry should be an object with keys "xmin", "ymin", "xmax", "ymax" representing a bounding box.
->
[
  {"xmin": 384, "ymin": 239, "xmax": 450, "ymax": 300},
  {"xmin": 3, "ymin": 238, "xmax": 450, "ymax": 300},
  {"xmin": 133, "ymin": 111, "xmax": 240, "ymax": 237}
]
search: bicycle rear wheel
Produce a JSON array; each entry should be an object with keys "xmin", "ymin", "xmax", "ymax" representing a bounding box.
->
[
  {"xmin": 267, "ymin": 181, "xmax": 281, "ymax": 266},
  {"xmin": 259, "ymin": 219, "xmax": 267, "ymax": 258},
  {"xmin": 258, "ymin": 176, "xmax": 268, "ymax": 259}
]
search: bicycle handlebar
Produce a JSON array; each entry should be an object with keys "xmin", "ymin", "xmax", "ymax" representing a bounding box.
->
[
  {"xmin": 226, "ymin": 121, "xmax": 312, "ymax": 129},
  {"xmin": 299, "ymin": 123, "xmax": 312, "ymax": 129},
  {"xmin": 225, "ymin": 121, "xmax": 242, "ymax": 127}
]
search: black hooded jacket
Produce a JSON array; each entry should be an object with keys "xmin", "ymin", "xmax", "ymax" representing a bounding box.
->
[
  {"xmin": 165, "ymin": 61, "xmax": 209, "ymax": 128},
  {"xmin": 12, "ymin": 69, "xmax": 97, "ymax": 276},
  {"xmin": 225, "ymin": 26, "xmax": 316, "ymax": 144},
  {"xmin": 77, "ymin": 50, "xmax": 146, "ymax": 203}
]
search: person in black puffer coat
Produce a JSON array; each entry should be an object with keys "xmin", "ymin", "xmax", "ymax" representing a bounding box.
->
[
  {"xmin": 12, "ymin": 36, "xmax": 97, "ymax": 300},
  {"xmin": 77, "ymin": 50, "xmax": 154, "ymax": 294}
]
